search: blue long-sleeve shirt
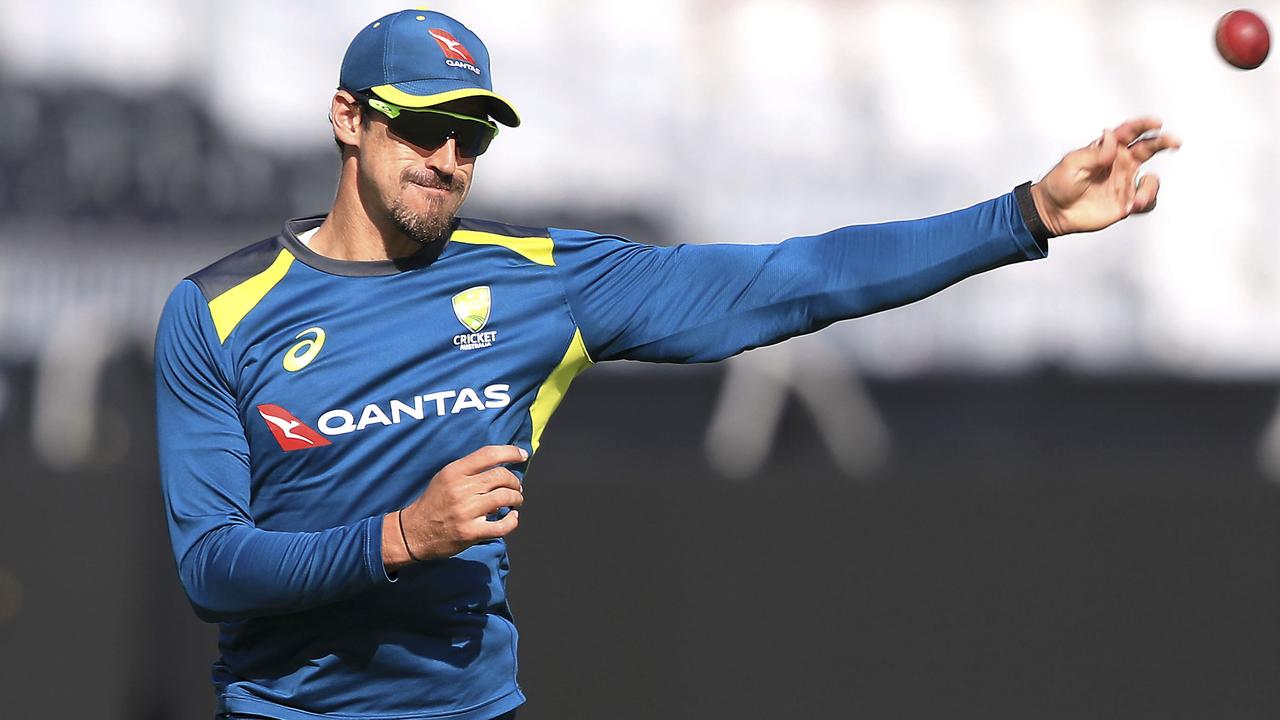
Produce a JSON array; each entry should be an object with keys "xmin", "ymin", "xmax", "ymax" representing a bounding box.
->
[{"xmin": 155, "ymin": 191, "xmax": 1044, "ymax": 720}]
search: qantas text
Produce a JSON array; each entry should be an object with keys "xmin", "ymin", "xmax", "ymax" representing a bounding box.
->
[{"xmin": 317, "ymin": 384, "xmax": 511, "ymax": 436}]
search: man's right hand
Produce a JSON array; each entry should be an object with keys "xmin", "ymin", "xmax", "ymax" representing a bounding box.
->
[
  {"xmin": 383, "ymin": 445, "xmax": 527, "ymax": 570},
  {"xmin": 1030, "ymin": 117, "xmax": 1180, "ymax": 237}
]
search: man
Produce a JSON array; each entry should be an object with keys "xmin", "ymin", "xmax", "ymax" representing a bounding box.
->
[{"xmin": 155, "ymin": 8, "xmax": 1178, "ymax": 720}]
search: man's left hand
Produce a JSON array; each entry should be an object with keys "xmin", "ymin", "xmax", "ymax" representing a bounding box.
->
[{"xmin": 1031, "ymin": 117, "xmax": 1182, "ymax": 237}]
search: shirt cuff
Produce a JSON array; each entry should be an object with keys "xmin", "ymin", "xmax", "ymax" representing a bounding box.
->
[
  {"xmin": 365, "ymin": 514, "xmax": 397, "ymax": 584},
  {"xmin": 1014, "ymin": 181, "xmax": 1053, "ymax": 254}
]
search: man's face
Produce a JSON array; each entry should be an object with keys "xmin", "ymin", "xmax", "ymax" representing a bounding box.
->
[{"xmin": 354, "ymin": 98, "xmax": 490, "ymax": 245}]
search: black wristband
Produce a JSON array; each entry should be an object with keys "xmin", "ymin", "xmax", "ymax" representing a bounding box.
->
[
  {"xmin": 1014, "ymin": 181, "xmax": 1053, "ymax": 251},
  {"xmin": 397, "ymin": 509, "xmax": 422, "ymax": 563}
]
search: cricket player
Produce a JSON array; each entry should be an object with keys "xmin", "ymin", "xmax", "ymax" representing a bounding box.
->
[{"xmin": 155, "ymin": 8, "xmax": 1179, "ymax": 720}]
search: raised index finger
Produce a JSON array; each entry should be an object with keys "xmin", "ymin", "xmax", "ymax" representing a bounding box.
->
[
  {"xmin": 450, "ymin": 445, "xmax": 528, "ymax": 476},
  {"xmin": 1113, "ymin": 116, "xmax": 1163, "ymax": 146}
]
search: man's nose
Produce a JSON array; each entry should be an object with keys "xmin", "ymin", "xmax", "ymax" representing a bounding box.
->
[{"xmin": 424, "ymin": 137, "xmax": 461, "ymax": 176}]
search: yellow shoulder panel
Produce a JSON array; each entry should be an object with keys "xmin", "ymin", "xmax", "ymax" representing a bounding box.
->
[
  {"xmin": 208, "ymin": 249, "xmax": 295, "ymax": 342},
  {"xmin": 451, "ymin": 230, "xmax": 555, "ymax": 267},
  {"xmin": 529, "ymin": 328, "xmax": 593, "ymax": 453}
]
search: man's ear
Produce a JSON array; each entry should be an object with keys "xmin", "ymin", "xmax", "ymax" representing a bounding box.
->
[{"xmin": 331, "ymin": 90, "xmax": 365, "ymax": 148}]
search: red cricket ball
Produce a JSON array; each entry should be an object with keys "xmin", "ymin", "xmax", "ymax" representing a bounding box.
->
[{"xmin": 1216, "ymin": 9, "xmax": 1271, "ymax": 70}]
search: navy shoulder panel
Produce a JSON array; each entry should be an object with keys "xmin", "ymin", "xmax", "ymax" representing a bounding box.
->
[
  {"xmin": 455, "ymin": 217, "xmax": 551, "ymax": 238},
  {"xmin": 187, "ymin": 236, "xmax": 284, "ymax": 302}
]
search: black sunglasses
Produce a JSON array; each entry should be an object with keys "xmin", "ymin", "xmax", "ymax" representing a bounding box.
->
[{"xmin": 356, "ymin": 93, "xmax": 499, "ymax": 157}]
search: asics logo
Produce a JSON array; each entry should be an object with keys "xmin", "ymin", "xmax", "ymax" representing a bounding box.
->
[{"xmin": 283, "ymin": 327, "xmax": 326, "ymax": 372}]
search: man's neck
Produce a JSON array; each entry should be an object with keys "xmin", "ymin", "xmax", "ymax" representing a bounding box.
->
[{"xmin": 308, "ymin": 164, "xmax": 424, "ymax": 262}]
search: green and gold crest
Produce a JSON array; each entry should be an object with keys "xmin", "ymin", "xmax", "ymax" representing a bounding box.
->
[{"xmin": 452, "ymin": 286, "xmax": 491, "ymax": 332}]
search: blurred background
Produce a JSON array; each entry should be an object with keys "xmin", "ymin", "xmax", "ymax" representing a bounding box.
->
[{"xmin": 2, "ymin": 0, "xmax": 1280, "ymax": 717}]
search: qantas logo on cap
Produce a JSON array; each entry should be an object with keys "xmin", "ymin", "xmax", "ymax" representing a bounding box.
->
[
  {"xmin": 257, "ymin": 404, "xmax": 332, "ymax": 452},
  {"xmin": 429, "ymin": 29, "xmax": 481, "ymax": 75},
  {"xmin": 429, "ymin": 29, "xmax": 475, "ymax": 62}
]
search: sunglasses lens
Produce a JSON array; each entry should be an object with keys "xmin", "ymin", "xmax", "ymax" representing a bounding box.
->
[{"xmin": 386, "ymin": 113, "xmax": 495, "ymax": 157}]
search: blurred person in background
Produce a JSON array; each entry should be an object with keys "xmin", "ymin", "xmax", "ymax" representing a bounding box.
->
[{"xmin": 154, "ymin": 8, "xmax": 1178, "ymax": 720}]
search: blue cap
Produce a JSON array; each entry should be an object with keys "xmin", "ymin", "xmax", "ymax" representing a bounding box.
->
[{"xmin": 339, "ymin": 9, "xmax": 520, "ymax": 127}]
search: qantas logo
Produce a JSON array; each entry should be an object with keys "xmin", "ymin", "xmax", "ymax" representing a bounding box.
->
[
  {"xmin": 319, "ymin": 384, "xmax": 510, "ymax": 435},
  {"xmin": 256, "ymin": 384, "xmax": 511, "ymax": 450},
  {"xmin": 257, "ymin": 404, "xmax": 332, "ymax": 452},
  {"xmin": 429, "ymin": 29, "xmax": 481, "ymax": 75}
]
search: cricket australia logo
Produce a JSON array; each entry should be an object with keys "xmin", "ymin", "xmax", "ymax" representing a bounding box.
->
[{"xmin": 452, "ymin": 286, "xmax": 497, "ymax": 351}]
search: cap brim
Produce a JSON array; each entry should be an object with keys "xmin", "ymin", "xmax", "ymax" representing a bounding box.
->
[{"xmin": 371, "ymin": 84, "xmax": 521, "ymax": 127}]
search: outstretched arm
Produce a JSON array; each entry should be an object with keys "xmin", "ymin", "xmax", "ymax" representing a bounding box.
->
[{"xmin": 553, "ymin": 118, "xmax": 1178, "ymax": 365}]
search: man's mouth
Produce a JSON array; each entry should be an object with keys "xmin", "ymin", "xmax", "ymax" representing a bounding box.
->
[{"xmin": 408, "ymin": 176, "xmax": 462, "ymax": 195}]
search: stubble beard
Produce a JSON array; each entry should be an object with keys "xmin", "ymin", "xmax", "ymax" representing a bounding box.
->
[{"xmin": 389, "ymin": 168, "xmax": 468, "ymax": 245}]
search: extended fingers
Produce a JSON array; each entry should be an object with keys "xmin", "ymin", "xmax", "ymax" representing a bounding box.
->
[
  {"xmin": 1131, "ymin": 174, "xmax": 1161, "ymax": 214},
  {"xmin": 1113, "ymin": 116, "xmax": 1163, "ymax": 146},
  {"xmin": 1083, "ymin": 128, "xmax": 1118, "ymax": 172},
  {"xmin": 1128, "ymin": 132, "xmax": 1182, "ymax": 163}
]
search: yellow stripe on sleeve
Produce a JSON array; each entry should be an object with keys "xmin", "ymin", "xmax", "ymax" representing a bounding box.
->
[
  {"xmin": 451, "ymin": 230, "xmax": 555, "ymax": 267},
  {"xmin": 208, "ymin": 249, "xmax": 295, "ymax": 342},
  {"xmin": 529, "ymin": 328, "xmax": 593, "ymax": 453}
]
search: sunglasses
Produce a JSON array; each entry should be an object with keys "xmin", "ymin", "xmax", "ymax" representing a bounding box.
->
[{"xmin": 361, "ymin": 95, "xmax": 499, "ymax": 157}]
